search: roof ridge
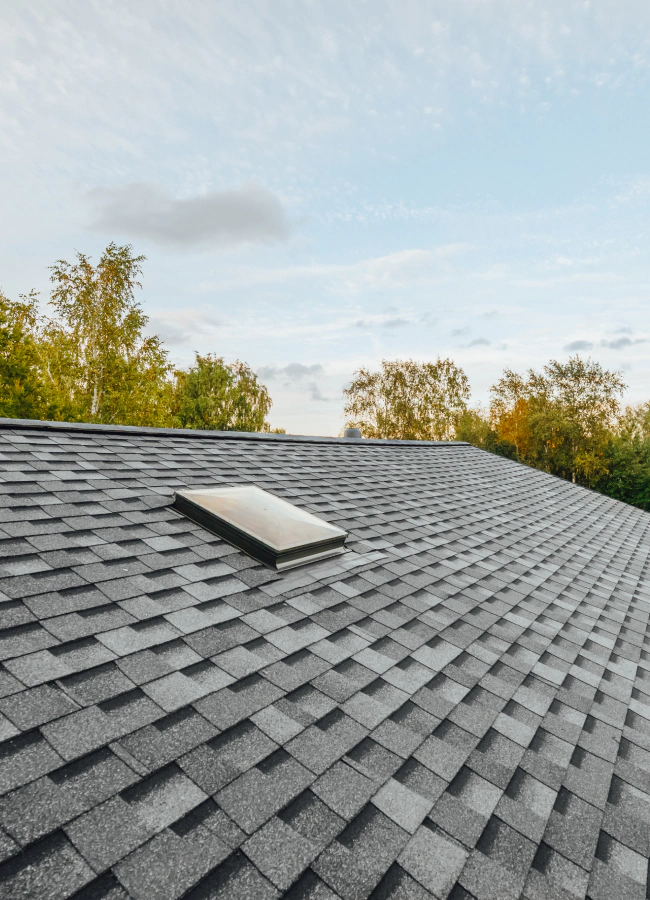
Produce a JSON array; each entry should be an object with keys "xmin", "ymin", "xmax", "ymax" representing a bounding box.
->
[{"xmin": 0, "ymin": 417, "xmax": 470, "ymax": 447}]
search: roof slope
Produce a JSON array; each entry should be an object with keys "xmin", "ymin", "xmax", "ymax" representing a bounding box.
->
[{"xmin": 0, "ymin": 422, "xmax": 648, "ymax": 900}]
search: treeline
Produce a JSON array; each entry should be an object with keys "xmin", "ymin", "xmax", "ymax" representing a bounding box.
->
[
  {"xmin": 4, "ymin": 243, "xmax": 650, "ymax": 512},
  {"xmin": 344, "ymin": 357, "xmax": 650, "ymax": 511},
  {"xmin": 0, "ymin": 244, "xmax": 278, "ymax": 432}
]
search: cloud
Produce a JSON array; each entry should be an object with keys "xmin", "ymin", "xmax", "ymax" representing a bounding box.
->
[
  {"xmin": 601, "ymin": 337, "xmax": 646, "ymax": 350},
  {"xmin": 308, "ymin": 382, "xmax": 330, "ymax": 402},
  {"xmin": 257, "ymin": 363, "xmax": 324, "ymax": 382},
  {"xmin": 145, "ymin": 310, "xmax": 223, "ymax": 348},
  {"xmin": 563, "ymin": 336, "xmax": 646, "ymax": 352},
  {"xmin": 451, "ymin": 327, "xmax": 470, "ymax": 336},
  {"xmin": 352, "ymin": 315, "xmax": 411, "ymax": 329},
  {"xmin": 467, "ymin": 338, "xmax": 490, "ymax": 347},
  {"xmin": 147, "ymin": 317, "xmax": 193, "ymax": 346},
  {"xmin": 258, "ymin": 362, "xmax": 330, "ymax": 402},
  {"xmin": 91, "ymin": 182, "xmax": 290, "ymax": 247},
  {"xmin": 564, "ymin": 340, "xmax": 594, "ymax": 351},
  {"xmin": 612, "ymin": 177, "xmax": 650, "ymax": 208}
]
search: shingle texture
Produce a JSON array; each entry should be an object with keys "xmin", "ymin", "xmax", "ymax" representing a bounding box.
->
[{"xmin": 0, "ymin": 419, "xmax": 649, "ymax": 899}]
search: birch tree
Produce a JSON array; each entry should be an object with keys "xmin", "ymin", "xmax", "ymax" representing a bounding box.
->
[
  {"xmin": 44, "ymin": 243, "xmax": 172, "ymax": 426},
  {"xmin": 343, "ymin": 358, "xmax": 470, "ymax": 440}
]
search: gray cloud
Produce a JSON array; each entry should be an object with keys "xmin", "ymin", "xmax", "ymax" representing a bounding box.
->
[
  {"xmin": 601, "ymin": 336, "xmax": 646, "ymax": 350},
  {"xmin": 91, "ymin": 182, "xmax": 290, "ymax": 246},
  {"xmin": 563, "ymin": 336, "xmax": 646, "ymax": 352},
  {"xmin": 308, "ymin": 382, "xmax": 330, "ymax": 402},
  {"xmin": 257, "ymin": 363, "xmax": 324, "ymax": 382},
  {"xmin": 467, "ymin": 337, "xmax": 490, "ymax": 347},
  {"xmin": 564, "ymin": 340, "xmax": 594, "ymax": 351},
  {"xmin": 451, "ymin": 327, "xmax": 470, "ymax": 336},
  {"xmin": 257, "ymin": 362, "xmax": 329, "ymax": 401}
]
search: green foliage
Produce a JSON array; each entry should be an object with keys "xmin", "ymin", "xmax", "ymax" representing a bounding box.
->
[
  {"xmin": 595, "ymin": 403, "xmax": 650, "ymax": 510},
  {"xmin": 458, "ymin": 355, "xmax": 650, "ymax": 511},
  {"xmin": 172, "ymin": 353, "xmax": 272, "ymax": 432},
  {"xmin": 0, "ymin": 290, "xmax": 57, "ymax": 420},
  {"xmin": 1, "ymin": 243, "xmax": 278, "ymax": 434},
  {"xmin": 488, "ymin": 356, "xmax": 625, "ymax": 486},
  {"xmin": 344, "ymin": 358, "xmax": 470, "ymax": 440},
  {"xmin": 454, "ymin": 408, "xmax": 517, "ymax": 458},
  {"xmin": 44, "ymin": 243, "xmax": 173, "ymax": 426}
]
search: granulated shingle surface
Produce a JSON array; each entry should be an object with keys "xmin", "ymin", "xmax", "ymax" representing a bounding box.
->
[{"xmin": 0, "ymin": 419, "xmax": 649, "ymax": 899}]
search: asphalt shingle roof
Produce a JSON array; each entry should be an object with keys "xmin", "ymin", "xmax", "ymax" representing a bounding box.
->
[{"xmin": 0, "ymin": 419, "xmax": 649, "ymax": 899}]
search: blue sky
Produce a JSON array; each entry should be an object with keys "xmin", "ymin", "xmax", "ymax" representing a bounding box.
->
[{"xmin": 2, "ymin": 1, "xmax": 650, "ymax": 434}]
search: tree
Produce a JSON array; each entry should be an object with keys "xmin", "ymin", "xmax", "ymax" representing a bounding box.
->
[
  {"xmin": 596, "ymin": 403, "xmax": 650, "ymax": 510},
  {"xmin": 488, "ymin": 356, "xmax": 625, "ymax": 486},
  {"xmin": 0, "ymin": 290, "xmax": 57, "ymax": 420},
  {"xmin": 454, "ymin": 407, "xmax": 517, "ymax": 458},
  {"xmin": 490, "ymin": 369, "xmax": 534, "ymax": 460},
  {"xmin": 43, "ymin": 243, "xmax": 173, "ymax": 426},
  {"xmin": 172, "ymin": 353, "xmax": 272, "ymax": 431},
  {"xmin": 344, "ymin": 358, "xmax": 470, "ymax": 440}
]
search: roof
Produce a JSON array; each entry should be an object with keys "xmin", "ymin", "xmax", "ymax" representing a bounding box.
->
[{"xmin": 0, "ymin": 419, "xmax": 648, "ymax": 900}]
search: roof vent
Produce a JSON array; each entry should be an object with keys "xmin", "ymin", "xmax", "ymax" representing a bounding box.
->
[
  {"xmin": 344, "ymin": 428, "xmax": 362, "ymax": 439},
  {"xmin": 173, "ymin": 485, "xmax": 348, "ymax": 571}
]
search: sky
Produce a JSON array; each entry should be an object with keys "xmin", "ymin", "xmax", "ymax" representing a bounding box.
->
[{"xmin": 1, "ymin": 1, "xmax": 650, "ymax": 435}]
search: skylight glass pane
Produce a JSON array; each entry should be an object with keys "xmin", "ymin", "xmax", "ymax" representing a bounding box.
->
[{"xmin": 173, "ymin": 485, "xmax": 347, "ymax": 570}]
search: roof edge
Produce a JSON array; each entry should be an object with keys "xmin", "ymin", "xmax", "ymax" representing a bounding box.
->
[{"xmin": 0, "ymin": 417, "xmax": 470, "ymax": 448}]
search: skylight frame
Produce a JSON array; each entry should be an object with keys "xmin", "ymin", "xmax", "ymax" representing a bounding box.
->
[{"xmin": 173, "ymin": 484, "xmax": 348, "ymax": 571}]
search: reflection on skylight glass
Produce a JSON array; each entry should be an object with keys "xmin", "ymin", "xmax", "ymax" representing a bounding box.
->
[{"xmin": 173, "ymin": 485, "xmax": 347, "ymax": 570}]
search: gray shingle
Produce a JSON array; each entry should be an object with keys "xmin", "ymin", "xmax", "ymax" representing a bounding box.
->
[
  {"xmin": 184, "ymin": 850, "xmax": 279, "ymax": 899},
  {"xmin": 0, "ymin": 831, "xmax": 95, "ymax": 900},
  {"xmin": 216, "ymin": 749, "xmax": 314, "ymax": 833},
  {"xmin": 243, "ymin": 816, "xmax": 317, "ymax": 891},
  {"xmin": 0, "ymin": 682, "xmax": 80, "ymax": 729},
  {"xmin": 0, "ymin": 730, "xmax": 64, "ymax": 793},
  {"xmin": 0, "ymin": 747, "xmax": 138, "ymax": 846},
  {"xmin": 65, "ymin": 764, "xmax": 207, "ymax": 870},
  {"xmin": 397, "ymin": 823, "xmax": 468, "ymax": 897},
  {"xmin": 313, "ymin": 804, "xmax": 409, "ymax": 900},
  {"xmin": 114, "ymin": 824, "xmax": 229, "ymax": 900}
]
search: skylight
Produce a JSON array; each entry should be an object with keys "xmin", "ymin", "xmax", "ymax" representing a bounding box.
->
[{"xmin": 173, "ymin": 484, "xmax": 348, "ymax": 571}]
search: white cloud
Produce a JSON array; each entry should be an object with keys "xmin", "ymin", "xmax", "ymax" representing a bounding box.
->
[
  {"xmin": 198, "ymin": 246, "xmax": 468, "ymax": 294},
  {"xmin": 612, "ymin": 177, "xmax": 650, "ymax": 207},
  {"xmin": 147, "ymin": 317, "xmax": 193, "ymax": 346}
]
